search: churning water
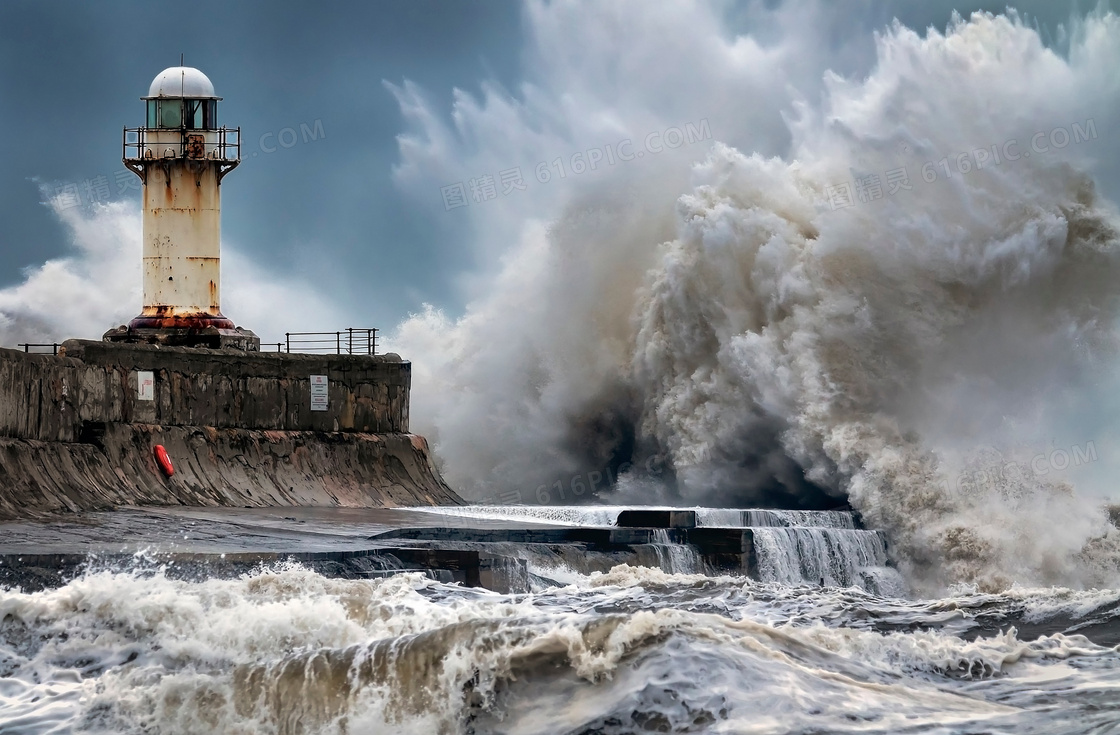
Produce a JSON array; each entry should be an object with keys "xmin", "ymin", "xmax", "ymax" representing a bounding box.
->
[
  {"xmin": 414, "ymin": 505, "xmax": 904, "ymax": 595},
  {"xmin": 2, "ymin": 559, "xmax": 1120, "ymax": 734},
  {"xmin": 0, "ymin": 506, "xmax": 1114, "ymax": 734}
]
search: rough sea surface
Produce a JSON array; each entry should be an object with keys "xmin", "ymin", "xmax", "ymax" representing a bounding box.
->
[
  {"xmin": 2, "ymin": 506, "xmax": 1120, "ymax": 734},
  {"xmin": 2, "ymin": 541, "xmax": 1118, "ymax": 733}
]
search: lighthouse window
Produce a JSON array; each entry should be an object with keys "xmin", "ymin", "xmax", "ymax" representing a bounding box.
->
[
  {"xmin": 203, "ymin": 100, "xmax": 217, "ymax": 129},
  {"xmin": 183, "ymin": 99, "xmax": 204, "ymax": 129},
  {"xmin": 158, "ymin": 99, "xmax": 182, "ymax": 128},
  {"xmin": 147, "ymin": 100, "xmax": 157, "ymax": 127}
]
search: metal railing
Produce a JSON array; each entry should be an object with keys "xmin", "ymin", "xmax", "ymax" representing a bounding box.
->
[
  {"xmin": 123, "ymin": 126, "xmax": 241, "ymax": 162},
  {"xmin": 16, "ymin": 343, "xmax": 61, "ymax": 355},
  {"xmin": 265, "ymin": 328, "xmax": 379, "ymax": 355}
]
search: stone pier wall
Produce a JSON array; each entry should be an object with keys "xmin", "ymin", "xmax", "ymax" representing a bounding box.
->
[
  {"xmin": 0, "ymin": 340, "xmax": 459, "ymax": 519},
  {"xmin": 0, "ymin": 340, "xmax": 410, "ymax": 440}
]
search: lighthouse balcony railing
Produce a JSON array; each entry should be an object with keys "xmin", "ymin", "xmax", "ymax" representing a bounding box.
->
[
  {"xmin": 264, "ymin": 329, "xmax": 379, "ymax": 356},
  {"xmin": 123, "ymin": 126, "xmax": 241, "ymax": 162}
]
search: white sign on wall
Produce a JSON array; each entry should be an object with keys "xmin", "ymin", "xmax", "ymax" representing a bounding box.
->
[
  {"xmin": 310, "ymin": 374, "xmax": 329, "ymax": 411},
  {"xmin": 137, "ymin": 371, "xmax": 155, "ymax": 401}
]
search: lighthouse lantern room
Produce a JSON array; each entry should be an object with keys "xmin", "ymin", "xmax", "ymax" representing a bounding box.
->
[{"xmin": 105, "ymin": 65, "xmax": 258, "ymax": 350}]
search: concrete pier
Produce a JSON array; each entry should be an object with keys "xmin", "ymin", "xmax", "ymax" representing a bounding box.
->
[
  {"xmin": 617, "ymin": 509, "xmax": 697, "ymax": 528},
  {"xmin": 0, "ymin": 338, "xmax": 890, "ymax": 594},
  {"xmin": 0, "ymin": 505, "xmax": 793, "ymax": 593},
  {"xmin": 0, "ymin": 339, "xmax": 459, "ymax": 519}
]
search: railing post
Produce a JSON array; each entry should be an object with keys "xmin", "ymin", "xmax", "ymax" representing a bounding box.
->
[{"xmin": 285, "ymin": 333, "xmax": 290, "ymax": 353}]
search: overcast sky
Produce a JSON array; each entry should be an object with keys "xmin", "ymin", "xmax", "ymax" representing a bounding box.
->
[
  {"xmin": 0, "ymin": 0, "xmax": 524, "ymax": 330},
  {"xmin": 0, "ymin": 0, "xmax": 1102, "ymax": 334},
  {"xmin": 3, "ymin": 1, "xmax": 1119, "ymax": 509}
]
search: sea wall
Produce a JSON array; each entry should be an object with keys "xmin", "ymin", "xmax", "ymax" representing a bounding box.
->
[
  {"xmin": 0, "ymin": 340, "xmax": 459, "ymax": 519},
  {"xmin": 0, "ymin": 339, "xmax": 409, "ymax": 440}
]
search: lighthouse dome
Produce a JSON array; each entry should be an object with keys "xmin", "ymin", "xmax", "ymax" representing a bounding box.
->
[{"xmin": 145, "ymin": 66, "xmax": 220, "ymax": 99}]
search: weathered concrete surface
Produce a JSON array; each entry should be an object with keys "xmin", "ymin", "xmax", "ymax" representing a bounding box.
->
[
  {"xmin": 0, "ymin": 339, "xmax": 460, "ymax": 518},
  {"xmin": 617, "ymin": 509, "xmax": 697, "ymax": 528},
  {"xmin": 0, "ymin": 425, "xmax": 459, "ymax": 520},
  {"xmin": 0, "ymin": 340, "xmax": 410, "ymax": 440},
  {"xmin": 0, "ymin": 507, "xmax": 698, "ymax": 594},
  {"xmin": 0, "ymin": 507, "xmax": 576, "ymax": 593}
]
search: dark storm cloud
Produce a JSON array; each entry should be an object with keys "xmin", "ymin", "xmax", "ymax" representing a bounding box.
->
[{"xmin": 0, "ymin": 0, "xmax": 1104, "ymax": 336}]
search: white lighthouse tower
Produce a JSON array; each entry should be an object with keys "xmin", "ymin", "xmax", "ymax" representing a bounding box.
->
[{"xmin": 105, "ymin": 65, "xmax": 258, "ymax": 350}]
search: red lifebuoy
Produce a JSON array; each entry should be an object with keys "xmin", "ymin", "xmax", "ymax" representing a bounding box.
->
[{"xmin": 154, "ymin": 444, "xmax": 175, "ymax": 477}]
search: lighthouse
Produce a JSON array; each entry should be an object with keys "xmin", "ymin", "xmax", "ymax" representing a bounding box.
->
[{"xmin": 105, "ymin": 65, "xmax": 258, "ymax": 350}]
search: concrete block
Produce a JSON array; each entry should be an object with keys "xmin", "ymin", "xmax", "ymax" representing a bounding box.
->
[
  {"xmin": 609, "ymin": 528, "xmax": 655, "ymax": 545},
  {"xmin": 616, "ymin": 509, "xmax": 697, "ymax": 528}
]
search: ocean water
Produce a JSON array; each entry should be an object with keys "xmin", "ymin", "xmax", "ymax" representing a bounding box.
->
[
  {"xmin": 2, "ymin": 533, "xmax": 1119, "ymax": 734},
  {"xmin": 1, "ymin": 565, "xmax": 1117, "ymax": 734}
]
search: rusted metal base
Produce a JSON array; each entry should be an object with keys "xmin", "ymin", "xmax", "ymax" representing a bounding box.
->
[
  {"xmin": 103, "ymin": 322, "xmax": 260, "ymax": 351},
  {"xmin": 127, "ymin": 313, "xmax": 237, "ymax": 331}
]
